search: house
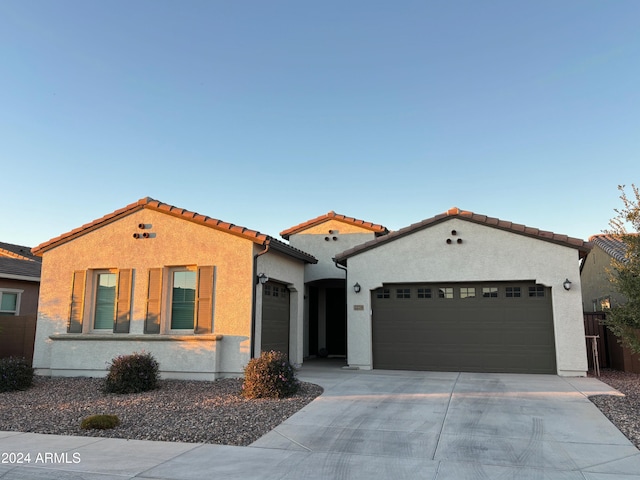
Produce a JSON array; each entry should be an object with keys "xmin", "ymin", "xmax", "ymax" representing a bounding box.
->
[
  {"xmin": 580, "ymin": 234, "xmax": 630, "ymax": 312},
  {"xmin": 331, "ymin": 208, "xmax": 592, "ymax": 376},
  {"xmin": 31, "ymin": 198, "xmax": 316, "ymax": 380},
  {"xmin": 32, "ymin": 200, "xmax": 593, "ymax": 379},
  {"xmin": 581, "ymin": 233, "xmax": 640, "ymax": 372},
  {"xmin": 0, "ymin": 242, "xmax": 41, "ymax": 316},
  {"xmin": 0, "ymin": 242, "xmax": 42, "ymax": 362}
]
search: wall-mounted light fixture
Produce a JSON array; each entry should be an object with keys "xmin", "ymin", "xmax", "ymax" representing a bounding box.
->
[
  {"xmin": 257, "ymin": 273, "xmax": 269, "ymax": 285},
  {"xmin": 354, "ymin": 283, "xmax": 361, "ymax": 293},
  {"xmin": 563, "ymin": 278, "xmax": 572, "ymax": 291}
]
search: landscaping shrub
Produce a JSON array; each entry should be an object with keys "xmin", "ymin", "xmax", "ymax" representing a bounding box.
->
[
  {"xmin": 104, "ymin": 352, "xmax": 159, "ymax": 394},
  {"xmin": 81, "ymin": 414, "xmax": 120, "ymax": 430},
  {"xmin": 242, "ymin": 350, "xmax": 299, "ymax": 399},
  {"xmin": 0, "ymin": 357, "xmax": 34, "ymax": 393}
]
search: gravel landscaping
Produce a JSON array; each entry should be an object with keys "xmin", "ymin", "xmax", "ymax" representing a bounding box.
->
[
  {"xmin": 589, "ymin": 369, "xmax": 640, "ymax": 450},
  {"xmin": 0, "ymin": 376, "xmax": 323, "ymax": 446}
]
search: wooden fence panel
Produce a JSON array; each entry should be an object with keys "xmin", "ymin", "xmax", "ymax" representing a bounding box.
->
[{"xmin": 0, "ymin": 314, "xmax": 37, "ymax": 365}]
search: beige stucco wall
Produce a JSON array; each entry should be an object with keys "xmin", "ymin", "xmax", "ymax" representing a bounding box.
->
[
  {"xmin": 580, "ymin": 245, "xmax": 626, "ymax": 312},
  {"xmin": 33, "ymin": 209, "xmax": 256, "ymax": 379},
  {"xmin": 344, "ymin": 218, "xmax": 588, "ymax": 376},
  {"xmin": 288, "ymin": 220, "xmax": 378, "ymax": 283},
  {"xmin": 255, "ymin": 247, "xmax": 307, "ymax": 366}
]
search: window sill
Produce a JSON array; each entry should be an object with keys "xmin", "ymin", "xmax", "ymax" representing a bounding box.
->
[{"xmin": 49, "ymin": 334, "xmax": 223, "ymax": 342}]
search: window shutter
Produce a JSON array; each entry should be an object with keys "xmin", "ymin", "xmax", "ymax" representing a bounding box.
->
[
  {"xmin": 145, "ymin": 268, "xmax": 162, "ymax": 334},
  {"xmin": 195, "ymin": 265, "xmax": 214, "ymax": 334},
  {"xmin": 68, "ymin": 270, "xmax": 86, "ymax": 333},
  {"xmin": 114, "ymin": 269, "xmax": 132, "ymax": 333}
]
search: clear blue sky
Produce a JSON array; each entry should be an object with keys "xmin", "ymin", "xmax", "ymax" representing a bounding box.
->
[{"xmin": 2, "ymin": 1, "xmax": 639, "ymax": 249}]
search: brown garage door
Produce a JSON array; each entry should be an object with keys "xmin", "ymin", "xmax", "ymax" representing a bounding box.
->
[
  {"xmin": 261, "ymin": 281, "xmax": 290, "ymax": 356},
  {"xmin": 372, "ymin": 282, "xmax": 556, "ymax": 374}
]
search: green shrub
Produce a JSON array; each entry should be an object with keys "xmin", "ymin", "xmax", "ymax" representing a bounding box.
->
[
  {"xmin": 242, "ymin": 350, "xmax": 299, "ymax": 399},
  {"xmin": 104, "ymin": 352, "xmax": 159, "ymax": 394},
  {"xmin": 0, "ymin": 357, "xmax": 34, "ymax": 393},
  {"xmin": 81, "ymin": 414, "xmax": 120, "ymax": 430}
]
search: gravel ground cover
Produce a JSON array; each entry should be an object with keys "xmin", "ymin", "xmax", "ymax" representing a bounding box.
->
[
  {"xmin": 589, "ymin": 369, "xmax": 640, "ymax": 450},
  {"xmin": 0, "ymin": 377, "xmax": 323, "ymax": 446}
]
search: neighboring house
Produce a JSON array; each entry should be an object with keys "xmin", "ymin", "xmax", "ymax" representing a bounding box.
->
[
  {"xmin": 580, "ymin": 233, "xmax": 640, "ymax": 372},
  {"xmin": 280, "ymin": 211, "xmax": 388, "ymax": 358},
  {"xmin": 580, "ymin": 234, "xmax": 630, "ymax": 312},
  {"xmin": 0, "ymin": 242, "xmax": 41, "ymax": 363},
  {"xmin": 332, "ymin": 208, "xmax": 592, "ymax": 376},
  {"xmin": 31, "ymin": 198, "xmax": 316, "ymax": 380},
  {"xmin": 0, "ymin": 241, "xmax": 41, "ymax": 316}
]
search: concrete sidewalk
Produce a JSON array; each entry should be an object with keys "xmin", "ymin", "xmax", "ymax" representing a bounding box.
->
[{"xmin": 1, "ymin": 363, "xmax": 640, "ymax": 479}]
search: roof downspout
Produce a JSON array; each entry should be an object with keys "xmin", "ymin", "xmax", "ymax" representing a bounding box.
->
[
  {"xmin": 251, "ymin": 241, "xmax": 271, "ymax": 359},
  {"xmin": 333, "ymin": 257, "xmax": 348, "ymax": 366}
]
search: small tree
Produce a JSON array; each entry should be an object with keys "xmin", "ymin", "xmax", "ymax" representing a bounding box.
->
[{"xmin": 602, "ymin": 184, "xmax": 640, "ymax": 352}]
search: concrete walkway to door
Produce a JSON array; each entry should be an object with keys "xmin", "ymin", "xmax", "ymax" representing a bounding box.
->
[{"xmin": 1, "ymin": 361, "xmax": 639, "ymax": 479}]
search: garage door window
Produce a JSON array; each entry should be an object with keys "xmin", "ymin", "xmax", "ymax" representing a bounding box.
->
[
  {"xmin": 529, "ymin": 286, "xmax": 545, "ymax": 297},
  {"xmin": 460, "ymin": 287, "xmax": 476, "ymax": 299},
  {"xmin": 506, "ymin": 287, "xmax": 521, "ymax": 298},
  {"xmin": 417, "ymin": 288, "xmax": 432, "ymax": 299},
  {"xmin": 438, "ymin": 287, "xmax": 454, "ymax": 299},
  {"xmin": 376, "ymin": 289, "xmax": 390, "ymax": 299},
  {"xmin": 396, "ymin": 288, "xmax": 411, "ymax": 299},
  {"xmin": 482, "ymin": 287, "xmax": 498, "ymax": 298}
]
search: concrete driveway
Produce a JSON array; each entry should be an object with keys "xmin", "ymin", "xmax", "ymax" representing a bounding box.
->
[{"xmin": 1, "ymin": 362, "xmax": 639, "ymax": 479}]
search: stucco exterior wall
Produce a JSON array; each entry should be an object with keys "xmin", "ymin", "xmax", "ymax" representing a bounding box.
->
[
  {"xmin": 33, "ymin": 209, "xmax": 255, "ymax": 379},
  {"xmin": 580, "ymin": 245, "xmax": 626, "ymax": 312},
  {"xmin": 288, "ymin": 220, "xmax": 377, "ymax": 283},
  {"xmin": 255, "ymin": 247, "xmax": 307, "ymax": 366},
  {"xmin": 344, "ymin": 218, "xmax": 587, "ymax": 376}
]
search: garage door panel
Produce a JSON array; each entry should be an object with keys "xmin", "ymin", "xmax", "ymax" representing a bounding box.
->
[{"xmin": 372, "ymin": 282, "xmax": 556, "ymax": 374}]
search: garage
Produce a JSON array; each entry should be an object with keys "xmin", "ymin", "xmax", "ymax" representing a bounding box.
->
[
  {"xmin": 261, "ymin": 281, "xmax": 290, "ymax": 356},
  {"xmin": 372, "ymin": 281, "xmax": 556, "ymax": 374}
]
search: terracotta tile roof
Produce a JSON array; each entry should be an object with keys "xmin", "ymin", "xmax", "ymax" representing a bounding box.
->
[
  {"xmin": 589, "ymin": 233, "xmax": 636, "ymax": 263},
  {"xmin": 0, "ymin": 242, "xmax": 41, "ymax": 280},
  {"xmin": 31, "ymin": 197, "xmax": 317, "ymax": 264},
  {"xmin": 335, "ymin": 207, "xmax": 593, "ymax": 261},
  {"xmin": 280, "ymin": 211, "xmax": 389, "ymax": 240}
]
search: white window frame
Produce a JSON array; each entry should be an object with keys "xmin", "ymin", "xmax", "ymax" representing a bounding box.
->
[
  {"xmin": 165, "ymin": 266, "xmax": 197, "ymax": 334},
  {"xmin": 0, "ymin": 288, "xmax": 23, "ymax": 316}
]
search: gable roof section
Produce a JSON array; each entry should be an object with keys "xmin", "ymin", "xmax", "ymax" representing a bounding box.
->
[
  {"xmin": 0, "ymin": 242, "xmax": 42, "ymax": 280},
  {"xmin": 280, "ymin": 211, "xmax": 389, "ymax": 240},
  {"xmin": 336, "ymin": 207, "xmax": 592, "ymax": 262},
  {"xmin": 31, "ymin": 197, "xmax": 317, "ymax": 264},
  {"xmin": 589, "ymin": 234, "xmax": 634, "ymax": 263}
]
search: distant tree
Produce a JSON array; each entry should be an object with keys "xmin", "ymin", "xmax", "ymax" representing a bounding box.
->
[{"xmin": 602, "ymin": 184, "xmax": 640, "ymax": 352}]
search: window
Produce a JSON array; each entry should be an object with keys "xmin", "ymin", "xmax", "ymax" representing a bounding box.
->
[
  {"xmin": 460, "ymin": 287, "xmax": 476, "ymax": 299},
  {"xmin": 264, "ymin": 284, "xmax": 272, "ymax": 296},
  {"xmin": 528, "ymin": 285, "xmax": 545, "ymax": 297},
  {"xmin": 396, "ymin": 288, "xmax": 411, "ymax": 299},
  {"xmin": 506, "ymin": 287, "xmax": 521, "ymax": 298},
  {"xmin": 482, "ymin": 287, "xmax": 498, "ymax": 298},
  {"xmin": 89, "ymin": 269, "xmax": 132, "ymax": 332},
  {"xmin": 170, "ymin": 269, "xmax": 197, "ymax": 330},
  {"xmin": 144, "ymin": 265, "xmax": 215, "ymax": 334},
  {"xmin": 0, "ymin": 289, "xmax": 21, "ymax": 316},
  {"xmin": 438, "ymin": 287, "xmax": 453, "ymax": 299},
  {"xmin": 273, "ymin": 286, "xmax": 280, "ymax": 297},
  {"xmin": 417, "ymin": 288, "xmax": 432, "ymax": 299},
  {"xmin": 376, "ymin": 289, "xmax": 390, "ymax": 299},
  {"xmin": 94, "ymin": 272, "xmax": 117, "ymax": 329}
]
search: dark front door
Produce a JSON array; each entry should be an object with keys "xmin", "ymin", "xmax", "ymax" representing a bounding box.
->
[{"xmin": 326, "ymin": 287, "xmax": 346, "ymax": 356}]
